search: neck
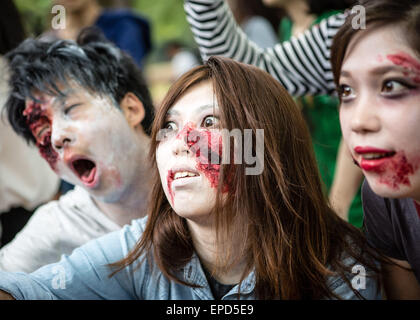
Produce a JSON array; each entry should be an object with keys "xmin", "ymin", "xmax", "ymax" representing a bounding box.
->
[
  {"xmin": 187, "ymin": 218, "xmax": 247, "ymax": 285},
  {"xmin": 57, "ymin": 2, "xmax": 102, "ymax": 39},
  {"xmin": 94, "ymin": 132, "xmax": 151, "ymax": 227}
]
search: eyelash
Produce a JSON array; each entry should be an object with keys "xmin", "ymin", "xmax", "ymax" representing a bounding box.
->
[
  {"xmin": 338, "ymin": 79, "xmax": 417, "ymax": 102},
  {"xmin": 162, "ymin": 115, "xmax": 219, "ymax": 133},
  {"xmin": 381, "ymin": 79, "xmax": 417, "ymax": 97},
  {"xmin": 64, "ymin": 104, "xmax": 80, "ymax": 115}
]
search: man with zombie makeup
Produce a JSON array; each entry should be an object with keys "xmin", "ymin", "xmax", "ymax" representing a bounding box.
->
[{"xmin": 0, "ymin": 29, "xmax": 154, "ymax": 273}]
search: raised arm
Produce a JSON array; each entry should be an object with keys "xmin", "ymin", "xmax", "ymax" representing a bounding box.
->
[{"xmin": 184, "ymin": 0, "xmax": 346, "ymax": 96}]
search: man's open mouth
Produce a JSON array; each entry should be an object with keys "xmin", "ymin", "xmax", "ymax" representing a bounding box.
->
[{"xmin": 71, "ymin": 158, "xmax": 97, "ymax": 185}]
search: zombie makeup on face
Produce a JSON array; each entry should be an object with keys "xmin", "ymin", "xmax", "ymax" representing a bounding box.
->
[
  {"xmin": 387, "ymin": 52, "xmax": 420, "ymax": 84},
  {"xmin": 356, "ymin": 150, "xmax": 419, "ymax": 190},
  {"xmin": 176, "ymin": 122, "xmax": 223, "ymax": 188},
  {"xmin": 23, "ymin": 100, "xmax": 58, "ymax": 170},
  {"xmin": 165, "ymin": 121, "xmax": 226, "ymax": 204}
]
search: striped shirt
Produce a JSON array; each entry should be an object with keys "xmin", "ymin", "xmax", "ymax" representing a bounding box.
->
[{"xmin": 184, "ymin": 0, "xmax": 347, "ymax": 96}]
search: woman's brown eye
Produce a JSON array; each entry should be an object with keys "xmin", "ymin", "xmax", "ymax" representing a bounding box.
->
[
  {"xmin": 381, "ymin": 80, "xmax": 406, "ymax": 94},
  {"xmin": 202, "ymin": 116, "xmax": 218, "ymax": 128},
  {"xmin": 340, "ymin": 85, "xmax": 352, "ymax": 97}
]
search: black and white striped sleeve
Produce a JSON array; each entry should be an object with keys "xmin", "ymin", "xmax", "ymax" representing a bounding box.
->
[{"xmin": 184, "ymin": 0, "xmax": 346, "ymax": 96}]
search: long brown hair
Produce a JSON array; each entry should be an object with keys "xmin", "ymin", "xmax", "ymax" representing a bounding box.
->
[{"xmin": 111, "ymin": 56, "xmax": 381, "ymax": 299}]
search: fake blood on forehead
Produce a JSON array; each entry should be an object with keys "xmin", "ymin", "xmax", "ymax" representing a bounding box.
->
[
  {"xmin": 23, "ymin": 101, "xmax": 59, "ymax": 170},
  {"xmin": 387, "ymin": 53, "xmax": 420, "ymax": 83}
]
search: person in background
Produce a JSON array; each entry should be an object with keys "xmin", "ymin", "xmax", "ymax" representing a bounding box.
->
[
  {"xmin": 45, "ymin": 0, "xmax": 152, "ymax": 67},
  {"xmin": 184, "ymin": 0, "xmax": 363, "ymax": 227},
  {"xmin": 0, "ymin": 29, "xmax": 154, "ymax": 273},
  {"xmin": 0, "ymin": 0, "xmax": 60, "ymax": 247},
  {"xmin": 226, "ymin": 0, "xmax": 281, "ymax": 48},
  {"xmin": 164, "ymin": 40, "xmax": 200, "ymax": 80}
]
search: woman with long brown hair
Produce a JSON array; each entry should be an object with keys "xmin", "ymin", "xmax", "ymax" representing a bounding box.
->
[
  {"xmin": 0, "ymin": 56, "xmax": 380, "ymax": 300},
  {"xmin": 331, "ymin": 0, "xmax": 420, "ymax": 299}
]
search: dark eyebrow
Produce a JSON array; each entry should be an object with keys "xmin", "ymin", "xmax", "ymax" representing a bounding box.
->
[{"xmin": 340, "ymin": 65, "xmax": 408, "ymax": 80}]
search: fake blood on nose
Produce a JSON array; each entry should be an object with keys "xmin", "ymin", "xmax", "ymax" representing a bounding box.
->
[
  {"xmin": 23, "ymin": 101, "xmax": 59, "ymax": 170},
  {"xmin": 166, "ymin": 123, "xmax": 227, "ymax": 205},
  {"xmin": 177, "ymin": 123, "xmax": 223, "ymax": 189}
]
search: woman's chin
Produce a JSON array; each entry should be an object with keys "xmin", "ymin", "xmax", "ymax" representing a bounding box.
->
[{"xmin": 367, "ymin": 177, "xmax": 413, "ymax": 199}]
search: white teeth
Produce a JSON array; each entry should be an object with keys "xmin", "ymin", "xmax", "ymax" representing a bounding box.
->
[
  {"xmin": 173, "ymin": 171, "xmax": 198, "ymax": 179},
  {"xmin": 362, "ymin": 153, "xmax": 391, "ymax": 160}
]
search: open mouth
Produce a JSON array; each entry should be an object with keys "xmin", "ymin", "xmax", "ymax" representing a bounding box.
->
[
  {"xmin": 361, "ymin": 151, "xmax": 396, "ymax": 160},
  {"xmin": 72, "ymin": 158, "xmax": 97, "ymax": 185},
  {"xmin": 172, "ymin": 170, "xmax": 199, "ymax": 180}
]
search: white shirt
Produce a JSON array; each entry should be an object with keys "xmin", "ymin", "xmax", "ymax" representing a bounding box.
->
[
  {"xmin": 0, "ymin": 186, "xmax": 120, "ymax": 273},
  {"xmin": 0, "ymin": 58, "xmax": 60, "ymax": 214}
]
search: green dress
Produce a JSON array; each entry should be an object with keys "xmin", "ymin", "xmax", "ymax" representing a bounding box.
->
[{"xmin": 278, "ymin": 11, "xmax": 363, "ymax": 228}]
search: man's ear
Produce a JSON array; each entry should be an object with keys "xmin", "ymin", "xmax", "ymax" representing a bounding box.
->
[{"xmin": 120, "ymin": 92, "xmax": 145, "ymax": 129}]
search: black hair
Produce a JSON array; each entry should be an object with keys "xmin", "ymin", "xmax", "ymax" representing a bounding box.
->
[
  {"xmin": 0, "ymin": 0, "xmax": 25, "ymax": 55},
  {"xmin": 307, "ymin": 0, "xmax": 356, "ymax": 15},
  {"xmin": 4, "ymin": 27, "xmax": 154, "ymax": 144}
]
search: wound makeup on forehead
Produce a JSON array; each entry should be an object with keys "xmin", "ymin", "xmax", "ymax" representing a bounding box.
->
[{"xmin": 387, "ymin": 52, "xmax": 420, "ymax": 83}]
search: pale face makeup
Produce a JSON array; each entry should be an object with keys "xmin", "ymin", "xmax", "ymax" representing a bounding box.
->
[
  {"xmin": 339, "ymin": 25, "xmax": 420, "ymax": 201},
  {"xmin": 156, "ymin": 81, "xmax": 225, "ymax": 222},
  {"xmin": 23, "ymin": 86, "xmax": 142, "ymax": 203}
]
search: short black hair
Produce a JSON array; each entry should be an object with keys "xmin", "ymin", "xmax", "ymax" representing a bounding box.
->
[{"xmin": 5, "ymin": 27, "xmax": 154, "ymax": 144}]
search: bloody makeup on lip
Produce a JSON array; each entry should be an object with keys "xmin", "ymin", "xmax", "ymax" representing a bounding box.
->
[
  {"xmin": 387, "ymin": 52, "xmax": 420, "ymax": 84},
  {"xmin": 23, "ymin": 101, "xmax": 58, "ymax": 170}
]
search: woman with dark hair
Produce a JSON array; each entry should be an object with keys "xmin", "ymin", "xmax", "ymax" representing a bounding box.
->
[
  {"xmin": 0, "ymin": 56, "xmax": 381, "ymax": 300},
  {"xmin": 184, "ymin": 0, "xmax": 363, "ymax": 227},
  {"xmin": 330, "ymin": 0, "xmax": 420, "ymax": 299}
]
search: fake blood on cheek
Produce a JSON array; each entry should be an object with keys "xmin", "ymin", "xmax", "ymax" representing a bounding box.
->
[
  {"xmin": 166, "ymin": 123, "xmax": 227, "ymax": 205},
  {"xmin": 23, "ymin": 102, "xmax": 59, "ymax": 170},
  {"xmin": 177, "ymin": 123, "xmax": 223, "ymax": 188},
  {"xmin": 375, "ymin": 152, "xmax": 418, "ymax": 189}
]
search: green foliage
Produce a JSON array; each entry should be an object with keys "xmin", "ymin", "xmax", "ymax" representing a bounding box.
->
[
  {"xmin": 15, "ymin": 0, "xmax": 52, "ymax": 36},
  {"xmin": 14, "ymin": 0, "xmax": 195, "ymax": 47},
  {"xmin": 133, "ymin": 0, "xmax": 195, "ymax": 47}
]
